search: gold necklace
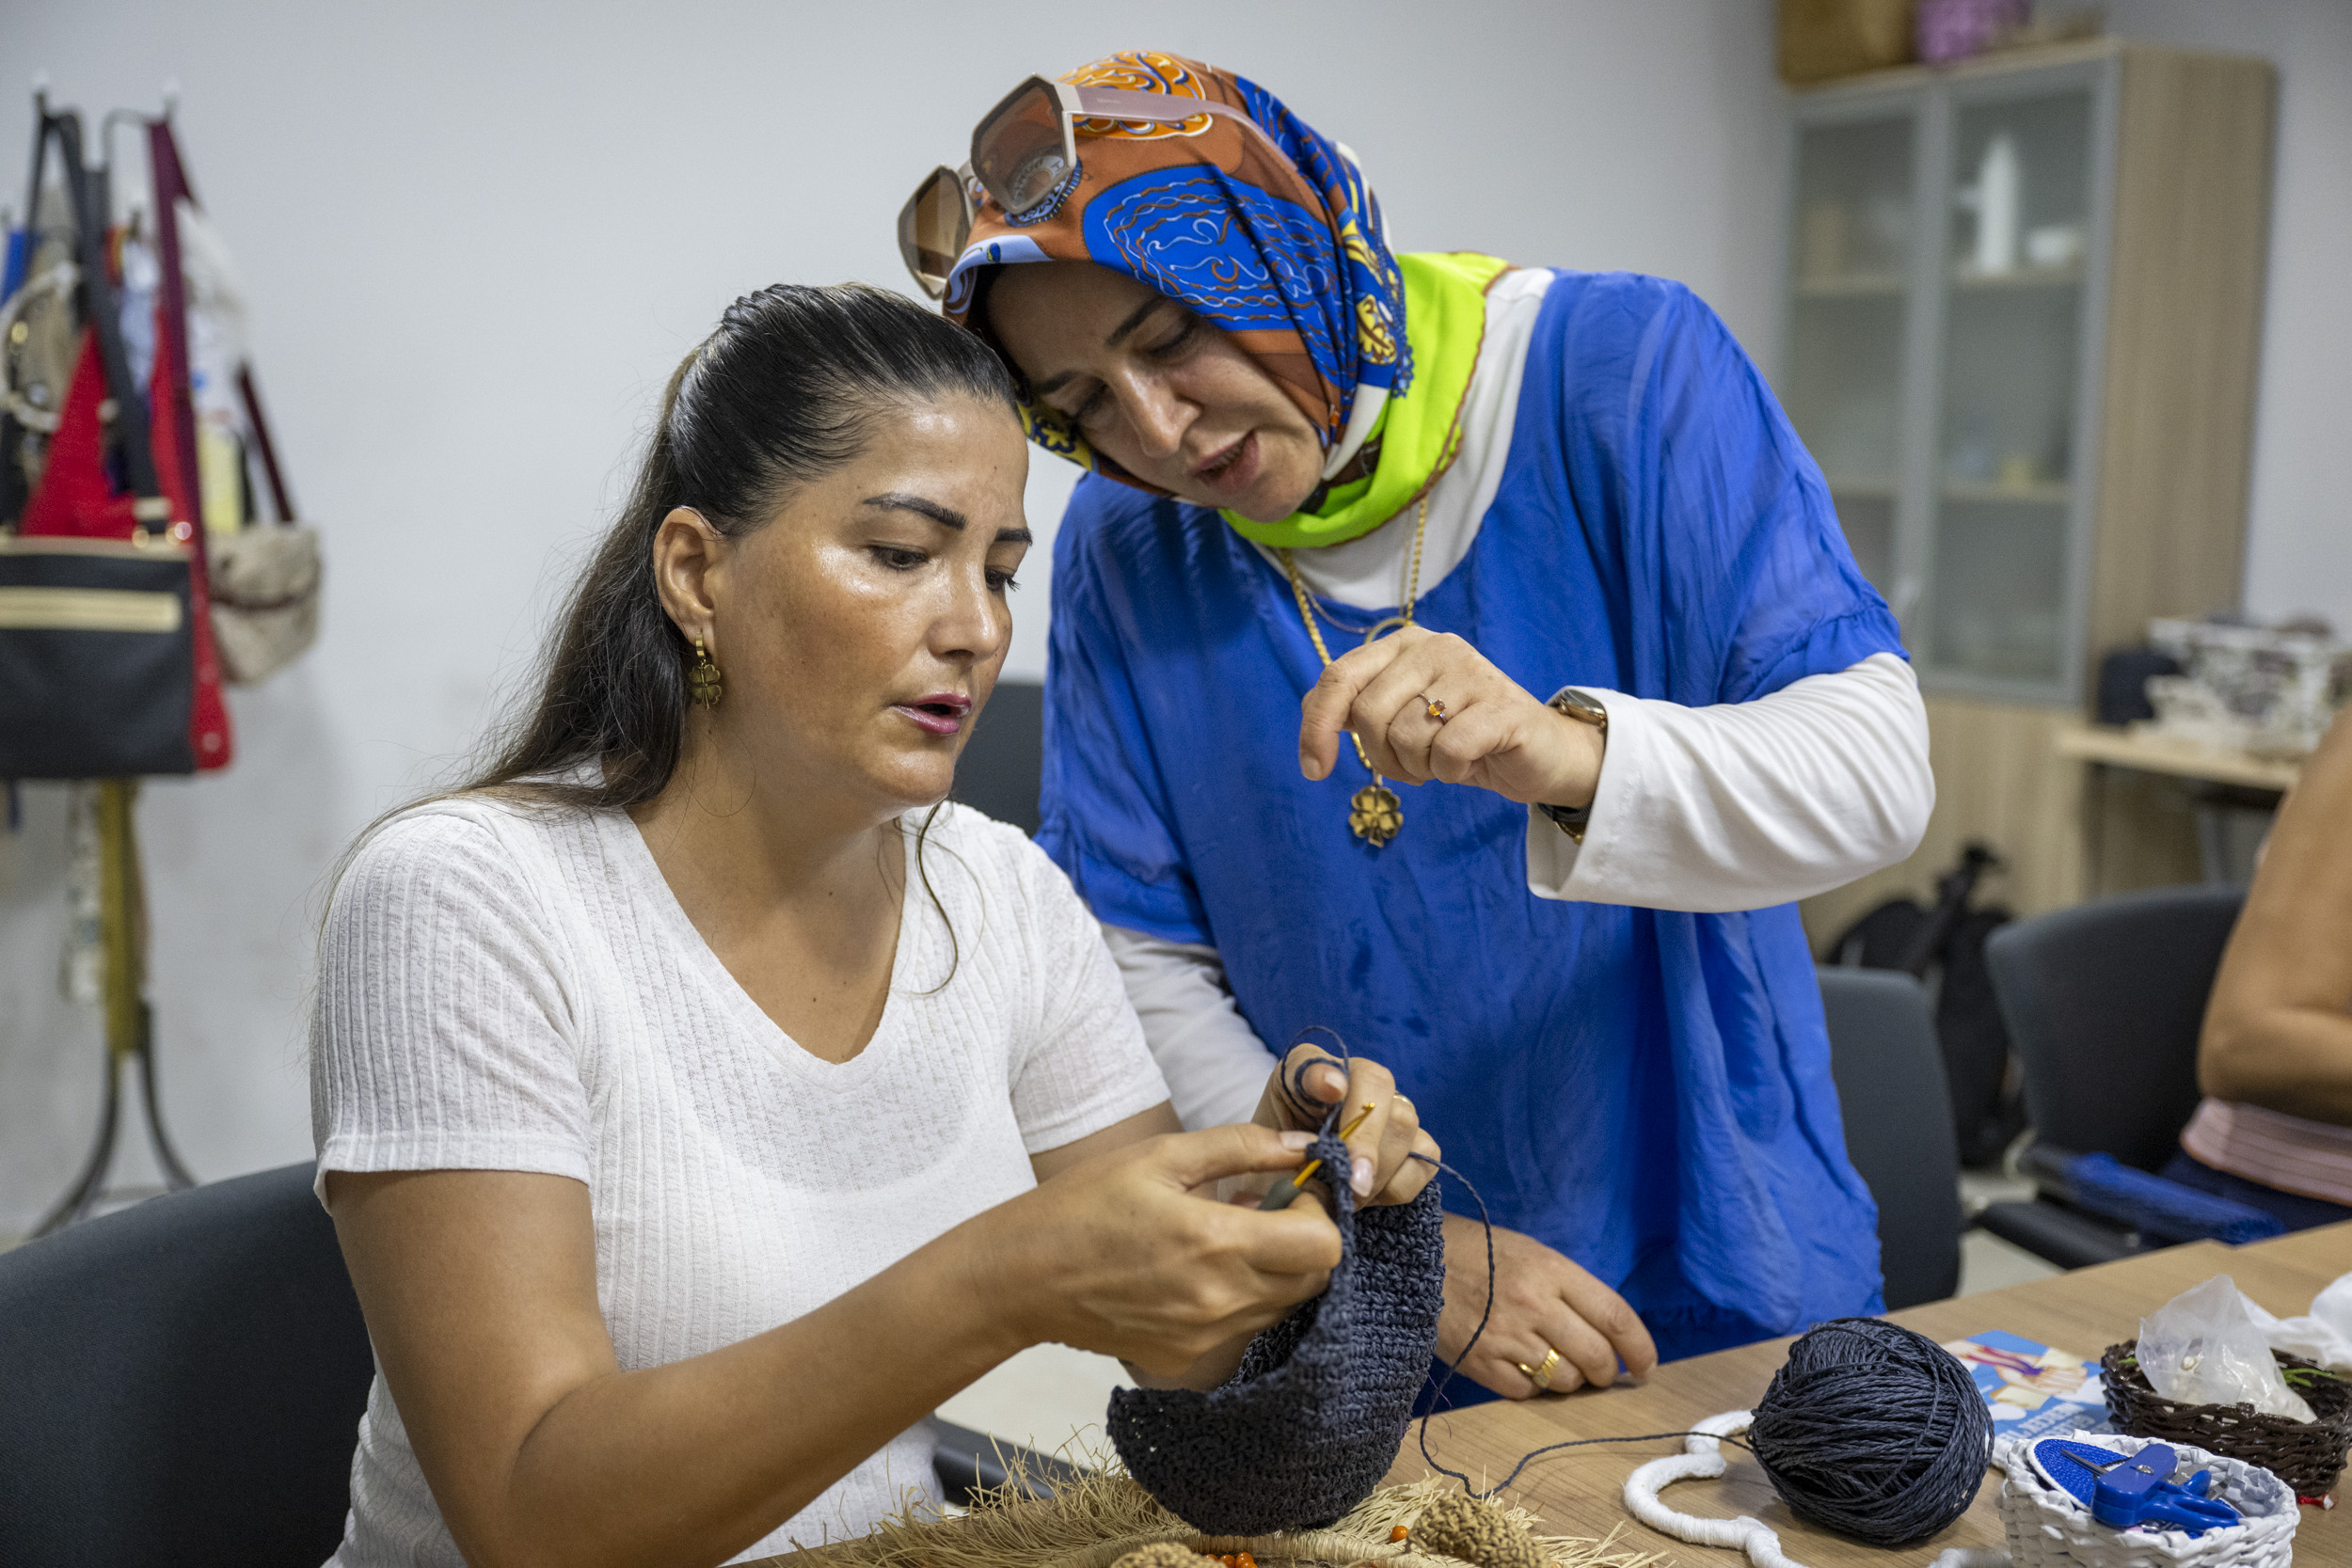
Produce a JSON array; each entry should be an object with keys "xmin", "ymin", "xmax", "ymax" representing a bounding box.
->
[{"xmin": 1279, "ymin": 493, "xmax": 1431, "ymax": 848}]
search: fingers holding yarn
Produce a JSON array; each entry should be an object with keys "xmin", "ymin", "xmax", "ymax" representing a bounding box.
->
[
  {"xmin": 1010, "ymin": 1125, "xmax": 1343, "ymax": 1376},
  {"xmin": 1363, "ymin": 1098, "xmax": 1440, "ymax": 1207},
  {"xmin": 1158, "ymin": 1121, "xmax": 1320, "ymax": 1194},
  {"xmin": 1324, "ymin": 1054, "xmax": 1420, "ymax": 1201},
  {"xmin": 1271, "ymin": 1040, "xmax": 1349, "ymax": 1127}
]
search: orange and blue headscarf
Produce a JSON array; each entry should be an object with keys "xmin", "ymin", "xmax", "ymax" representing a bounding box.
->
[{"xmin": 943, "ymin": 51, "xmax": 1411, "ymax": 499}]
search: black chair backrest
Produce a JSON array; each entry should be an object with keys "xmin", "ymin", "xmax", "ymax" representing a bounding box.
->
[
  {"xmin": 0, "ymin": 1163, "xmax": 373, "ymax": 1568},
  {"xmin": 951, "ymin": 677, "xmax": 1044, "ymax": 833},
  {"xmin": 1817, "ymin": 966, "xmax": 1963, "ymax": 1308},
  {"xmin": 1985, "ymin": 883, "xmax": 2245, "ymax": 1172}
]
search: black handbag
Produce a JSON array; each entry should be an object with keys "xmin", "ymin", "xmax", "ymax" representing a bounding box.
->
[
  {"xmin": 0, "ymin": 533, "xmax": 198, "ymax": 775},
  {"xmin": 0, "ymin": 105, "xmax": 199, "ymax": 779}
]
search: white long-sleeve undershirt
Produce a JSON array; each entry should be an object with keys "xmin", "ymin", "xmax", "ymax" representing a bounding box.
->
[{"xmin": 1106, "ymin": 650, "xmax": 1932, "ymax": 1131}]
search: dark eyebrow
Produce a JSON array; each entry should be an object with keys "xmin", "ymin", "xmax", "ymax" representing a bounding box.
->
[
  {"xmin": 1104, "ymin": 293, "xmax": 1169, "ymax": 349},
  {"xmin": 864, "ymin": 494, "xmax": 1030, "ymax": 546},
  {"xmin": 1030, "ymin": 295, "xmax": 1172, "ymax": 398},
  {"xmin": 862, "ymin": 492, "xmax": 966, "ymax": 530}
]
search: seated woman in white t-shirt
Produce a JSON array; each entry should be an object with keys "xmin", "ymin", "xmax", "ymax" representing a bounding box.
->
[{"xmin": 311, "ymin": 282, "xmax": 1438, "ymax": 1568}]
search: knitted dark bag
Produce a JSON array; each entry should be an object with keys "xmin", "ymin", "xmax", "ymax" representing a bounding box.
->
[{"xmin": 1105, "ymin": 1132, "xmax": 1446, "ymax": 1535}]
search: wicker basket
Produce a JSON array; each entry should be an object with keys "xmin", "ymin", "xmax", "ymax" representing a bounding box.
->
[
  {"xmin": 1996, "ymin": 1433, "xmax": 2296, "ymax": 1568},
  {"xmin": 2100, "ymin": 1341, "xmax": 2352, "ymax": 1498}
]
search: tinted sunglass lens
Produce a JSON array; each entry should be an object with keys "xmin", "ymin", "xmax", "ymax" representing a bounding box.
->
[
  {"xmin": 898, "ymin": 167, "xmax": 968, "ymax": 297},
  {"xmin": 974, "ymin": 78, "xmax": 1073, "ymax": 216}
]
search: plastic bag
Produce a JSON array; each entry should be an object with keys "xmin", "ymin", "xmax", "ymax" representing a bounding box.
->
[
  {"xmin": 2137, "ymin": 1274, "xmax": 2317, "ymax": 1421},
  {"xmin": 2245, "ymin": 1268, "xmax": 2352, "ymax": 1370}
]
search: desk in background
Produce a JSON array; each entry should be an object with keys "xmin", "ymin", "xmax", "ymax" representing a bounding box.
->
[
  {"xmin": 1393, "ymin": 1224, "xmax": 2351, "ymax": 1567},
  {"xmin": 2055, "ymin": 722, "xmax": 2296, "ymax": 893}
]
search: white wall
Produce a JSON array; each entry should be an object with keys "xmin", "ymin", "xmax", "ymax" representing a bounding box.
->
[{"xmin": 0, "ymin": 0, "xmax": 1788, "ymax": 1227}]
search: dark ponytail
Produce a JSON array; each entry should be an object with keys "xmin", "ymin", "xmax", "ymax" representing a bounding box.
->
[{"xmin": 463, "ymin": 280, "xmax": 1016, "ymax": 810}]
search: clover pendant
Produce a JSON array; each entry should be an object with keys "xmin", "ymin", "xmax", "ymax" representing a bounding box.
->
[{"xmin": 1349, "ymin": 782, "xmax": 1402, "ymax": 848}]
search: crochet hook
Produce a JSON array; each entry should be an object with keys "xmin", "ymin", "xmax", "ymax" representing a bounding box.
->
[{"xmin": 1259, "ymin": 1103, "xmax": 1377, "ymax": 1211}]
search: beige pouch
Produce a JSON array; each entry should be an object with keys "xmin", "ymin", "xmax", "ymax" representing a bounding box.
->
[{"xmin": 208, "ymin": 522, "xmax": 320, "ymax": 685}]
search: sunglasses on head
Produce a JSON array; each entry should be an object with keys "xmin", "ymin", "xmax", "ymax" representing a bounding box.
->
[{"xmin": 898, "ymin": 73, "xmax": 1292, "ymax": 299}]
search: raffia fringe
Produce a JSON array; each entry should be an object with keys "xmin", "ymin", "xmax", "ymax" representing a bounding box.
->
[{"xmin": 750, "ymin": 1446, "xmax": 1666, "ymax": 1568}]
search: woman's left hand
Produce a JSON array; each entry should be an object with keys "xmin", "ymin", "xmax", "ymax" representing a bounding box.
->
[
  {"xmin": 1298, "ymin": 626, "xmax": 1602, "ymax": 810},
  {"xmin": 1252, "ymin": 1042, "xmax": 1438, "ymax": 1209}
]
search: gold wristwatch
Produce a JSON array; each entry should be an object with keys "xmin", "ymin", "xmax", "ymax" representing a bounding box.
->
[{"xmin": 1539, "ymin": 689, "xmax": 1607, "ymax": 844}]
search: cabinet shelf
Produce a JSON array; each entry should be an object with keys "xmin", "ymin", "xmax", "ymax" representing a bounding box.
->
[
  {"xmin": 1794, "ymin": 273, "xmax": 1908, "ymax": 299},
  {"xmin": 1941, "ymin": 481, "xmax": 2072, "ymax": 505},
  {"xmin": 1950, "ymin": 263, "xmax": 2085, "ymax": 292}
]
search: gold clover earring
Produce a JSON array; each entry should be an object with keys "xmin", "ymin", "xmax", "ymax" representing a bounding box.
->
[{"xmin": 688, "ymin": 635, "xmax": 723, "ymax": 709}]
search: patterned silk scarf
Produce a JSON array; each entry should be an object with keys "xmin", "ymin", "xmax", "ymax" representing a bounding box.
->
[{"xmin": 945, "ymin": 51, "xmax": 1486, "ymax": 548}]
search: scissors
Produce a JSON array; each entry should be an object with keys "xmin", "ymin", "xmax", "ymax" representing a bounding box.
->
[{"xmin": 2029, "ymin": 1438, "xmax": 2243, "ymax": 1537}]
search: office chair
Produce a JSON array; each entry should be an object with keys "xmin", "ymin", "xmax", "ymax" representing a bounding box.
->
[
  {"xmin": 0, "ymin": 1162, "xmax": 373, "ymax": 1567},
  {"xmin": 1817, "ymin": 966, "xmax": 1964, "ymax": 1307},
  {"xmin": 952, "ymin": 678, "xmax": 1045, "ymax": 833},
  {"xmin": 0, "ymin": 1160, "xmax": 1083, "ymax": 1563},
  {"xmin": 1979, "ymin": 883, "xmax": 2249, "ymax": 1268}
]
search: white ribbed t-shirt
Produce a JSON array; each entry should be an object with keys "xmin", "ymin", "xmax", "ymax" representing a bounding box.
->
[{"xmin": 310, "ymin": 797, "xmax": 1168, "ymax": 1566}]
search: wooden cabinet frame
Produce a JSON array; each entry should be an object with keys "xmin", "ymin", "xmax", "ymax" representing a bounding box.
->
[{"xmin": 1784, "ymin": 40, "xmax": 2276, "ymax": 932}]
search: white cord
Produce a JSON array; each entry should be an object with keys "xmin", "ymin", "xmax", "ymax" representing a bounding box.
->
[{"xmin": 1620, "ymin": 1409, "xmax": 2011, "ymax": 1568}]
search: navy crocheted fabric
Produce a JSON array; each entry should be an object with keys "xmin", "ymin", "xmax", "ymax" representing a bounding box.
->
[{"xmin": 1105, "ymin": 1133, "xmax": 1445, "ymax": 1533}]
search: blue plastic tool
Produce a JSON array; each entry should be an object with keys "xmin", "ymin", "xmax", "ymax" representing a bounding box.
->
[{"xmin": 2029, "ymin": 1438, "xmax": 2243, "ymax": 1537}]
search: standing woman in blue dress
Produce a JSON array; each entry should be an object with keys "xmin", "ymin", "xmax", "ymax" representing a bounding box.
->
[{"xmin": 897, "ymin": 51, "xmax": 1934, "ymax": 1398}]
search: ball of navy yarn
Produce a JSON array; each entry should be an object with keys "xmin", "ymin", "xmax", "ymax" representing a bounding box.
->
[{"xmin": 1746, "ymin": 1317, "xmax": 1993, "ymax": 1547}]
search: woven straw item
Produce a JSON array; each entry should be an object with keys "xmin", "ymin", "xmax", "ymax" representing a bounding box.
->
[
  {"xmin": 755, "ymin": 1468, "xmax": 1663, "ymax": 1568},
  {"xmin": 1995, "ymin": 1433, "xmax": 2296, "ymax": 1568},
  {"xmin": 2099, "ymin": 1342, "xmax": 2352, "ymax": 1498}
]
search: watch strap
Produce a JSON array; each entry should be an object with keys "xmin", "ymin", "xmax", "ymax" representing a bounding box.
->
[{"xmin": 1541, "ymin": 689, "xmax": 1606, "ymax": 844}]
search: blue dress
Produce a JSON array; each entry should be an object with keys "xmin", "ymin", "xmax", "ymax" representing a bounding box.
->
[{"xmin": 1038, "ymin": 270, "xmax": 1905, "ymax": 1361}]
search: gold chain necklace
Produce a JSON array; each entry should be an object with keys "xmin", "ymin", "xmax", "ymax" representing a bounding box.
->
[{"xmin": 1279, "ymin": 493, "xmax": 1431, "ymax": 849}]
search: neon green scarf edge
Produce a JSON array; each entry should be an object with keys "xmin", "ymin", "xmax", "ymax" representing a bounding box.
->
[{"xmin": 1220, "ymin": 251, "xmax": 1511, "ymax": 550}]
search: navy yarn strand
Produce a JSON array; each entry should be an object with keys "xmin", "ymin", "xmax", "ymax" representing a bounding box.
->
[
  {"xmin": 1279, "ymin": 1026, "xmax": 1356, "ymax": 1130},
  {"xmin": 1266, "ymin": 1033, "xmax": 1990, "ymax": 1546},
  {"xmin": 1406, "ymin": 1154, "xmax": 1750, "ymax": 1500}
]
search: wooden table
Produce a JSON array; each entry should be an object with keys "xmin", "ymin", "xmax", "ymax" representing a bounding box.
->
[
  {"xmin": 1391, "ymin": 1224, "xmax": 2352, "ymax": 1566},
  {"xmin": 2052, "ymin": 722, "xmax": 2303, "ymax": 794}
]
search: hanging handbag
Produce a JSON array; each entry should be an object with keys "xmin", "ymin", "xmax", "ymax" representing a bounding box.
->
[
  {"xmin": 206, "ymin": 366, "xmax": 319, "ymax": 684},
  {"xmin": 0, "ymin": 106, "xmax": 223, "ymax": 778},
  {"xmin": 145, "ymin": 119, "xmax": 320, "ymax": 685}
]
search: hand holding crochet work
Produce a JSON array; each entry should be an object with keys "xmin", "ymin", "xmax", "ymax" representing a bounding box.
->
[
  {"xmin": 985, "ymin": 1122, "xmax": 1345, "ymax": 1381},
  {"xmin": 1251, "ymin": 1039, "xmax": 1441, "ymax": 1210},
  {"xmin": 1435, "ymin": 1216, "xmax": 1658, "ymax": 1397}
]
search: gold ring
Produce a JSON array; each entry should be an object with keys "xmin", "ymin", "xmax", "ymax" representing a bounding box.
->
[
  {"xmin": 1425, "ymin": 698, "xmax": 1449, "ymax": 721},
  {"xmin": 1518, "ymin": 1347, "xmax": 1562, "ymax": 1392}
]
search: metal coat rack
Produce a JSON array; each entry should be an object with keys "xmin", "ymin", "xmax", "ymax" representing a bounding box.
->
[
  {"xmin": 13, "ymin": 83, "xmax": 199, "ymax": 1234},
  {"xmin": 33, "ymin": 779, "xmax": 196, "ymax": 1235}
]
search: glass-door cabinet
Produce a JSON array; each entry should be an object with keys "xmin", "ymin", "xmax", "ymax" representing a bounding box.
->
[{"xmin": 1782, "ymin": 53, "xmax": 2116, "ymax": 704}]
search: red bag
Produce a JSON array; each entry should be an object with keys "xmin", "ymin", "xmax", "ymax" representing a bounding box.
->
[{"xmin": 15, "ymin": 109, "xmax": 232, "ymax": 771}]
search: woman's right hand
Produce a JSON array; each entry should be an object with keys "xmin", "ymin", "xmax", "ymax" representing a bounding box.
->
[
  {"xmin": 979, "ymin": 1123, "xmax": 1343, "ymax": 1380},
  {"xmin": 1435, "ymin": 1214, "xmax": 1657, "ymax": 1397}
]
